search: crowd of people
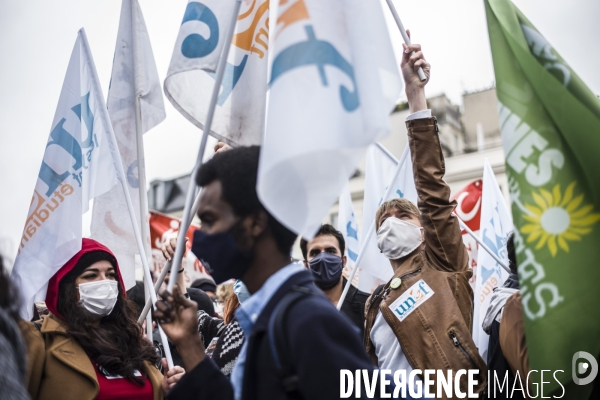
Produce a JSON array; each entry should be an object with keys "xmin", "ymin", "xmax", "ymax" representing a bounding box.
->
[{"xmin": 0, "ymin": 41, "xmax": 575, "ymax": 400}]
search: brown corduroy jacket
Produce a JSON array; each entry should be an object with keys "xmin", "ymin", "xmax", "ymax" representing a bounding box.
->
[
  {"xmin": 19, "ymin": 313, "xmax": 164, "ymax": 400},
  {"xmin": 364, "ymin": 117, "xmax": 487, "ymax": 398}
]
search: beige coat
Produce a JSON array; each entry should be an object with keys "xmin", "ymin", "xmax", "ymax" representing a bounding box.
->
[{"xmin": 19, "ymin": 314, "xmax": 164, "ymax": 400}]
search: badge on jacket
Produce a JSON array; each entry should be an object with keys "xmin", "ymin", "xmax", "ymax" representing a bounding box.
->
[{"xmin": 388, "ymin": 279, "xmax": 434, "ymax": 322}]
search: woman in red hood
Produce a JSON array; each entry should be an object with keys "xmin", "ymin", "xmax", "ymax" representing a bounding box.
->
[{"xmin": 19, "ymin": 238, "xmax": 183, "ymax": 400}]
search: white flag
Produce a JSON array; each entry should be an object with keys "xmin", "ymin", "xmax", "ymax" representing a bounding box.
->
[
  {"xmin": 164, "ymin": 0, "xmax": 266, "ymax": 146},
  {"xmin": 258, "ymin": 0, "xmax": 402, "ymax": 239},
  {"xmin": 337, "ymin": 183, "xmax": 360, "ymax": 286},
  {"xmin": 91, "ymin": 0, "xmax": 166, "ymax": 289},
  {"xmin": 360, "ymin": 145, "xmax": 417, "ymax": 283},
  {"xmin": 473, "ymin": 158, "xmax": 512, "ymax": 360},
  {"xmin": 11, "ymin": 30, "xmax": 120, "ymax": 319}
]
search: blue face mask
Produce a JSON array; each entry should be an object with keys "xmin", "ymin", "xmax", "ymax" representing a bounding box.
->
[
  {"xmin": 308, "ymin": 252, "xmax": 343, "ymax": 290},
  {"xmin": 233, "ymin": 279, "xmax": 251, "ymax": 304},
  {"xmin": 191, "ymin": 225, "xmax": 253, "ymax": 285}
]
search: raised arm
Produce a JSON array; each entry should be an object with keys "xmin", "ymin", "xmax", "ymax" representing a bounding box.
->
[{"xmin": 401, "ymin": 38, "xmax": 468, "ymax": 273}]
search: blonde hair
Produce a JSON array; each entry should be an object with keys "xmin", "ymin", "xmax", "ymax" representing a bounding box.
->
[
  {"xmin": 216, "ymin": 281, "xmax": 234, "ymax": 305},
  {"xmin": 375, "ymin": 198, "xmax": 419, "ymax": 230}
]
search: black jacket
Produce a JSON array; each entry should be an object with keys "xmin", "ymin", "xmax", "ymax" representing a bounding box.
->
[
  {"xmin": 167, "ymin": 270, "xmax": 383, "ymax": 400},
  {"xmin": 339, "ymin": 277, "xmax": 369, "ymax": 337}
]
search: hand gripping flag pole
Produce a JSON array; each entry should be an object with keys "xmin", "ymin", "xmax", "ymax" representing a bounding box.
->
[
  {"xmin": 166, "ymin": 0, "xmax": 243, "ymax": 295},
  {"xmin": 136, "ymin": 190, "xmax": 201, "ymax": 324},
  {"xmin": 79, "ymin": 28, "xmax": 175, "ymax": 369},
  {"xmin": 384, "ymin": 0, "xmax": 427, "ymax": 82}
]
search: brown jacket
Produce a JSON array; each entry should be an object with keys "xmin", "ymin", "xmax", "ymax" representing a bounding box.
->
[
  {"xmin": 364, "ymin": 117, "xmax": 487, "ymax": 397},
  {"xmin": 19, "ymin": 313, "xmax": 164, "ymax": 400},
  {"xmin": 499, "ymin": 292, "xmax": 529, "ymax": 378}
]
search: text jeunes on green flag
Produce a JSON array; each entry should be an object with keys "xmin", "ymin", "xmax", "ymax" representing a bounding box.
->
[{"xmin": 485, "ymin": 0, "xmax": 600, "ymax": 396}]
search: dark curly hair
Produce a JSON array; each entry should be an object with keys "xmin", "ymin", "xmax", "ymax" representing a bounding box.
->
[
  {"xmin": 56, "ymin": 251, "xmax": 158, "ymax": 384},
  {"xmin": 299, "ymin": 224, "xmax": 346, "ymax": 260},
  {"xmin": 196, "ymin": 145, "xmax": 297, "ymax": 254}
]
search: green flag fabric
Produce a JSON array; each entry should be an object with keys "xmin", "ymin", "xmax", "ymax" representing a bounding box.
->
[{"xmin": 485, "ymin": 0, "xmax": 600, "ymax": 397}]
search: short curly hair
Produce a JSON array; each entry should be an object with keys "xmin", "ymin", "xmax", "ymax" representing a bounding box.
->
[{"xmin": 196, "ymin": 146, "xmax": 297, "ymax": 254}]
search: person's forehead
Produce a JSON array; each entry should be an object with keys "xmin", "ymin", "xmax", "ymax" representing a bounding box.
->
[
  {"xmin": 198, "ymin": 180, "xmax": 233, "ymax": 214},
  {"xmin": 307, "ymin": 234, "xmax": 341, "ymax": 251},
  {"xmin": 83, "ymin": 260, "xmax": 113, "ymax": 271}
]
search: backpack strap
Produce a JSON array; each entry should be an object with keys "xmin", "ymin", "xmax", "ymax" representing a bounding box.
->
[{"xmin": 268, "ymin": 285, "xmax": 315, "ymax": 398}]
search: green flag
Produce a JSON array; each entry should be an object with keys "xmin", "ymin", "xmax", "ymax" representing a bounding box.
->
[{"xmin": 485, "ymin": 0, "xmax": 600, "ymax": 397}]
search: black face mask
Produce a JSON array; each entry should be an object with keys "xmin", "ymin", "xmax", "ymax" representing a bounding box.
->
[
  {"xmin": 191, "ymin": 222, "xmax": 253, "ymax": 285},
  {"xmin": 308, "ymin": 252, "xmax": 343, "ymax": 290}
]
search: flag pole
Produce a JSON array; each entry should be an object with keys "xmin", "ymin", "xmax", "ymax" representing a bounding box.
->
[
  {"xmin": 137, "ymin": 189, "xmax": 202, "ymax": 324},
  {"xmin": 130, "ymin": 0, "xmax": 154, "ymax": 343},
  {"xmin": 384, "ymin": 0, "xmax": 426, "ymax": 82},
  {"xmin": 375, "ymin": 142, "xmax": 400, "ymax": 164},
  {"xmin": 456, "ymin": 215, "xmax": 511, "ymax": 273},
  {"xmin": 337, "ymin": 148, "xmax": 411, "ymax": 310},
  {"xmin": 79, "ymin": 28, "xmax": 174, "ymax": 369},
  {"xmin": 167, "ymin": 0, "xmax": 242, "ymax": 294}
]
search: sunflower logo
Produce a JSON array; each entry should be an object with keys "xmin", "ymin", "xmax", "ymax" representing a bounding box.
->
[{"xmin": 521, "ymin": 182, "xmax": 600, "ymax": 257}]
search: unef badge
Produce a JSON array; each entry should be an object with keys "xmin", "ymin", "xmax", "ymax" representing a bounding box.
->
[{"xmin": 389, "ymin": 279, "xmax": 434, "ymax": 322}]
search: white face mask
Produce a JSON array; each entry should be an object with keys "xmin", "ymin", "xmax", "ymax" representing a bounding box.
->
[
  {"xmin": 376, "ymin": 217, "xmax": 423, "ymax": 260},
  {"xmin": 77, "ymin": 280, "xmax": 119, "ymax": 316}
]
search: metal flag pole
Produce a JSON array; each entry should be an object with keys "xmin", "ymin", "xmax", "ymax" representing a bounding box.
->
[
  {"xmin": 167, "ymin": 0, "xmax": 243, "ymax": 294},
  {"xmin": 337, "ymin": 148, "xmax": 411, "ymax": 310},
  {"xmin": 79, "ymin": 28, "xmax": 174, "ymax": 369},
  {"xmin": 137, "ymin": 189, "xmax": 202, "ymax": 324},
  {"xmin": 384, "ymin": 0, "xmax": 427, "ymax": 82}
]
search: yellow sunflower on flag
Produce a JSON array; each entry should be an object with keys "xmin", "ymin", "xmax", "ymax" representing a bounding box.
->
[{"xmin": 521, "ymin": 182, "xmax": 600, "ymax": 257}]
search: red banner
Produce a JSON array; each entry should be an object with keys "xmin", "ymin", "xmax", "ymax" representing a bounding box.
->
[
  {"xmin": 149, "ymin": 210, "xmax": 210, "ymax": 287},
  {"xmin": 451, "ymin": 179, "xmax": 483, "ymax": 287}
]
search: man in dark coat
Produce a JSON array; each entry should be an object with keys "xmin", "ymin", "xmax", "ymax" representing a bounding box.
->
[{"xmin": 300, "ymin": 224, "xmax": 370, "ymax": 336}]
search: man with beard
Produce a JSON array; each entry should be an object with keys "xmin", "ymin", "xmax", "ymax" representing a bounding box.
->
[{"xmin": 300, "ymin": 224, "xmax": 369, "ymax": 336}]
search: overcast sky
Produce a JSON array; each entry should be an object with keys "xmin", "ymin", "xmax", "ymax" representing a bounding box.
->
[{"xmin": 0, "ymin": 0, "xmax": 598, "ymax": 262}]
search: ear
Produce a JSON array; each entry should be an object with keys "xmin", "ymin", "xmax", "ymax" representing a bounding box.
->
[
  {"xmin": 248, "ymin": 210, "xmax": 270, "ymax": 238},
  {"xmin": 342, "ymin": 255, "xmax": 347, "ymax": 267},
  {"xmin": 302, "ymin": 260, "xmax": 309, "ymax": 269}
]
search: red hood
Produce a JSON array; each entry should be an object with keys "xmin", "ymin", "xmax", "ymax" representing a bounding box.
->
[{"xmin": 45, "ymin": 238, "xmax": 126, "ymax": 319}]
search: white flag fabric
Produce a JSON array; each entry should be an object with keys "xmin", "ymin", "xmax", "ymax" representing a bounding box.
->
[
  {"xmin": 360, "ymin": 145, "xmax": 417, "ymax": 283},
  {"xmin": 11, "ymin": 30, "xmax": 120, "ymax": 319},
  {"xmin": 258, "ymin": 0, "xmax": 402, "ymax": 239},
  {"xmin": 164, "ymin": 0, "xmax": 266, "ymax": 146},
  {"xmin": 91, "ymin": 0, "xmax": 166, "ymax": 289},
  {"xmin": 473, "ymin": 158, "xmax": 512, "ymax": 360},
  {"xmin": 337, "ymin": 183, "xmax": 360, "ymax": 286}
]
